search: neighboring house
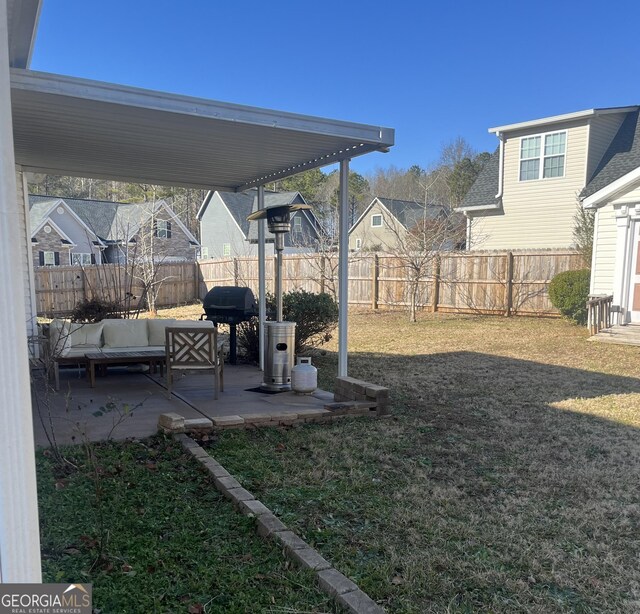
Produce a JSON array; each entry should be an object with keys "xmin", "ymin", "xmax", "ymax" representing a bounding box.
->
[
  {"xmin": 197, "ymin": 188, "xmax": 321, "ymax": 259},
  {"xmin": 459, "ymin": 106, "xmax": 640, "ymax": 324},
  {"xmin": 349, "ymin": 197, "xmax": 464, "ymax": 252},
  {"xmin": 458, "ymin": 106, "xmax": 638, "ymax": 252},
  {"xmin": 29, "ymin": 195, "xmax": 199, "ymax": 266}
]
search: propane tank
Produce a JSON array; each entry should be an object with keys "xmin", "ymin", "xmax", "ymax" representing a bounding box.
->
[{"xmin": 291, "ymin": 357, "xmax": 317, "ymax": 394}]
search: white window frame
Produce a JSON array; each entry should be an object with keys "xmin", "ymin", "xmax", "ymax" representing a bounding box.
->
[
  {"xmin": 43, "ymin": 251, "xmax": 56, "ymax": 266},
  {"xmin": 222, "ymin": 243, "xmax": 231, "ymax": 256},
  {"xmin": 519, "ymin": 130, "xmax": 567, "ymax": 182},
  {"xmin": 200, "ymin": 246, "xmax": 209, "ymax": 259},
  {"xmin": 156, "ymin": 219, "xmax": 169, "ymax": 238},
  {"xmin": 71, "ymin": 252, "xmax": 92, "ymax": 266},
  {"xmin": 371, "ymin": 214, "xmax": 383, "ymax": 227},
  {"xmin": 355, "ymin": 238, "xmax": 362, "ymax": 250}
]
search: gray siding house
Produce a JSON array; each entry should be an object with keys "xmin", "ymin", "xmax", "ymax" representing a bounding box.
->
[
  {"xmin": 197, "ymin": 189, "xmax": 321, "ymax": 259},
  {"xmin": 29, "ymin": 195, "xmax": 199, "ymax": 265}
]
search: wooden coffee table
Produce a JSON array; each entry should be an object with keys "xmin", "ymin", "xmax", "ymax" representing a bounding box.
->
[{"xmin": 85, "ymin": 350, "xmax": 166, "ymax": 388}]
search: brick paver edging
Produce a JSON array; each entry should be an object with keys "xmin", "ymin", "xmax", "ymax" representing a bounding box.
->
[{"xmin": 174, "ymin": 433, "xmax": 385, "ymax": 614}]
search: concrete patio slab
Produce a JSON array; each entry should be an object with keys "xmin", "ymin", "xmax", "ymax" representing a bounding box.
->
[
  {"xmin": 31, "ymin": 363, "xmax": 332, "ymax": 446},
  {"xmin": 149, "ymin": 364, "xmax": 330, "ymax": 419},
  {"xmin": 31, "ymin": 367, "xmax": 202, "ymax": 446}
]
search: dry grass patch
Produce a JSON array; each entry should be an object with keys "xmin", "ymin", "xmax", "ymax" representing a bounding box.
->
[{"xmin": 208, "ymin": 311, "xmax": 640, "ymax": 613}]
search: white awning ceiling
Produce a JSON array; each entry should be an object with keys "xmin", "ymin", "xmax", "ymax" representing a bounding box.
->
[{"xmin": 10, "ymin": 69, "xmax": 394, "ymax": 191}]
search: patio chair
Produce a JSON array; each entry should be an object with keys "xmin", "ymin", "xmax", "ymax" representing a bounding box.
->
[{"xmin": 165, "ymin": 326, "xmax": 224, "ymax": 400}]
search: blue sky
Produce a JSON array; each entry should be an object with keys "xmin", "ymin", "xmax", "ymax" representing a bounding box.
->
[{"xmin": 31, "ymin": 0, "xmax": 640, "ymax": 176}]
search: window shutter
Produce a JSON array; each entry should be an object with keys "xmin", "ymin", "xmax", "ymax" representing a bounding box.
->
[
  {"xmin": 166, "ymin": 222, "xmax": 172, "ymax": 238},
  {"xmin": 39, "ymin": 251, "xmax": 44, "ymax": 266},
  {"xmin": 90, "ymin": 253, "xmax": 96, "ymax": 264},
  {"xmin": 54, "ymin": 252, "xmax": 60, "ymax": 265},
  {"xmin": 153, "ymin": 220, "xmax": 158, "ymax": 237}
]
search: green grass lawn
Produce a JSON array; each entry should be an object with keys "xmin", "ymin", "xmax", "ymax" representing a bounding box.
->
[
  {"xmin": 204, "ymin": 311, "xmax": 640, "ymax": 613},
  {"xmin": 37, "ymin": 436, "xmax": 335, "ymax": 613}
]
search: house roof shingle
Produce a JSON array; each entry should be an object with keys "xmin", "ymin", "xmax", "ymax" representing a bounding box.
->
[
  {"xmin": 376, "ymin": 198, "xmax": 446, "ymax": 229},
  {"xmin": 204, "ymin": 189, "xmax": 308, "ymax": 240},
  {"xmin": 28, "ymin": 195, "xmax": 190, "ymax": 243},
  {"xmin": 458, "ymin": 147, "xmax": 500, "ymax": 209},
  {"xmin": 582, "ymin": 110, "xmax": 640, "ymax": 199},
  {"xmin": 29, "ymin": 194, "xmax": 119, "ymax": 239}
]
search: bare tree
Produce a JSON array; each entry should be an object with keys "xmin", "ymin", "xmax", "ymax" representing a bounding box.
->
[{"xmin": 373, "ymin": 203, "xmax": 466, "ymax": 322}]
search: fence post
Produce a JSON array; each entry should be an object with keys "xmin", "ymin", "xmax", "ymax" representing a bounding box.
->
[
  {"xmin": 320, "ymin": 255, "xmax": 326, "ymax": 294},
  {"xmin": 372, "ymin": 253, "xmax": 379, "ymax": 310},
  {"xmin": 82, "ymin": 266, "xmax": 88, "ymax": 302},
  {"xmin": 233, "ymin": 258, "xmax": 239, "ymax": 286},
  {"xmin": 432, "ymin": 255, "xmax": 440, "ymax": 313},
  {"xmin": 193, "ymin": 261, "xmax": 200, "ymax": 301},
  {"xmin": 505, "ymin": 251, "xmax": 514, "ymax": 317}
]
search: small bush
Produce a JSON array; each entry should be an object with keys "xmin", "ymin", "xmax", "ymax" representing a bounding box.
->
[
  {"xmin": 71, "ymin": 298, "xmax": 122, "ymax": 322},
  {"xmin": 237, "ymin": 290, "xmax": 338, "ymax": 362},
  {"xmin": 548, "ymin": 269, "xmax": 591, "ymax": 325}
]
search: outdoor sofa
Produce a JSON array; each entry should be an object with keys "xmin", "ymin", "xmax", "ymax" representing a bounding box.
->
[{"xmin": 46, "ymin": 318, "xmax": 216, "ymax": 389}]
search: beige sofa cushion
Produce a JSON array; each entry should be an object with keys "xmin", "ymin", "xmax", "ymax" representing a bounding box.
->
[
  {"xmin": 102, "ymin": 319, "xmax": 149, "ymax": 348},
  {"xmin": 69, "ymin": 321, "xmax": 104, "ymax": 347},
  {"xmin": 99, "ymin": 346, "xmax": 165, "ymax": 354},
  {"xmin": 146, "ymin": 319, "xmax": 177, "ymax": 346}
]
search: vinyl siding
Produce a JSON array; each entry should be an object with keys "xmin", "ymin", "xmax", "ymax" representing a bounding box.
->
[
  {"xmin": 471, "ymin": 119, "xmax": 588, "ymax": 250},
  {"xmin": 349, "ymin": 200, "xmax": 406, "ymax": 251},
  {"xmin": 587, "ymin": 114, "xmax": 626, "ymax": 180},
  {"xmin": 591, "ymin": 203, "xmax": 617, "ymax": 294},
  {"xmin": 199, "ymin": 193, "xmax": 250, "ymax": 259}
]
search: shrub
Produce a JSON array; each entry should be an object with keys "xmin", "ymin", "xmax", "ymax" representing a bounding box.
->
[
  {"xmin": 71, "ymin": 298, "xmax": 122, "ymax": 322},
  {"xmin": 237, "ymin": 290, "xmax": 339, "ymax": 362},
  {"xmin": 548, "ymin": 269, "xmax": 591, "ymax": 325}
]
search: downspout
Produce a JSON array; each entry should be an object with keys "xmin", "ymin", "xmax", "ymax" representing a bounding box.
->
[
  {"xmin": 495, "ymin": 131, "xmax": 505, "ymax": 201},
  {"xmin": 465, "ymin": 213, "xmax": 471, "ymax": 250}
]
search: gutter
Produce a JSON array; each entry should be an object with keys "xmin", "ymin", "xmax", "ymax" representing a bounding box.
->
[{"xmin": 495, "ymin": 131, "xmax": 504, "ymax": 201}]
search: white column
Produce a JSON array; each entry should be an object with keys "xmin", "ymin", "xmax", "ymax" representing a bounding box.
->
[
  {"xmin": 338, "ymin": 159, "xmax": 350, "ymax": 377},
  {"xmin": 613, "ymin": 206, "xmax": 631, "ymax": 324},
  {"xmin": 0, "ymin": 0, "xmax": 42, "ymax": 582},
  {"xmin": 257, "ymin": 185, "xmax": 266, "ymax": 371}
]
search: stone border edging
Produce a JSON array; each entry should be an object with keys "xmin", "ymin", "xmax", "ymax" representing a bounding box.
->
[{"xmin": 174, "ymin": 432, "xmax": 385, "ymax": 614}]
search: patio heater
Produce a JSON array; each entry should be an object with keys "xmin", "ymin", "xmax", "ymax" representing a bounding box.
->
[{"xmin": 247, "ymin": 203, "xmax": 312, "ymax": 391}]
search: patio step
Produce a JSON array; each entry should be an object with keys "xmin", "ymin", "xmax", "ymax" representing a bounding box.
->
[{"xmin": 590, "ymin": 324, "xmax": 640, "ymax": 346}]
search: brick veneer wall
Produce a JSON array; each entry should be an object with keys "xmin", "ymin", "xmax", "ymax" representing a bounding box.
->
[
  {"xmin": 334, "ymin": 376, "xmax": 390, "ymax": 416},
  {"xmin": 132, "ymin": 212, "xmax": 197, "ymax": 261},
  {"xmin": 32, "ymin": 228, "xmax": 72, "ymax": 265}
]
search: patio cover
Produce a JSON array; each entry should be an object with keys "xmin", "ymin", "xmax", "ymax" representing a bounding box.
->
[{"xmin": 10, "ymin": 69, "xmax": 394, "ymax": 190}]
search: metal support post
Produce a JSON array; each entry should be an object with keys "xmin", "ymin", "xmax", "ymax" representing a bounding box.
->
[
  {"xmin": 257, "ymin": 185, "xmax": 266, "ymax": 371},
  {"xmin": 338, "ymin": 159, "xmax": 350, "ymax": 377}
]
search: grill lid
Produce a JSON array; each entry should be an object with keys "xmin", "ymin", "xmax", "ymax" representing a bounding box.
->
[{"xmin": 203, "ymin": 286, "xmax": 257, "ymax": 314}]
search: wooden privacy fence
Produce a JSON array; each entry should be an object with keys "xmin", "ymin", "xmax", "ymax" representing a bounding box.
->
[
  {"xmin": 35, "ymin": 262, "xmax": 198, "ymax": 317},
  {"xmin": 195, "ymin": 250, "xmax": 584, "ymax": 316},
  {"xmin": 35, "ymin": 250, "xmax": 584, "ymax": 317}
]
